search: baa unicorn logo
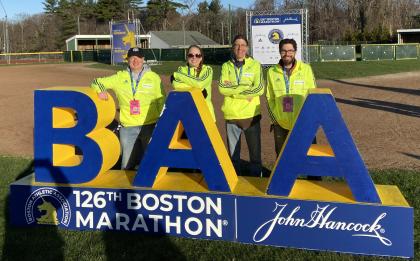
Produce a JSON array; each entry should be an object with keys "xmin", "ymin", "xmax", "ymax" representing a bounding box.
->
[
  {"xmin": 36, "ymin": 198, "xmax": 59, "ymax": 225},
  {"xmin": 25, "ymin": 188, "xmax": 71, "ymax": 226}
]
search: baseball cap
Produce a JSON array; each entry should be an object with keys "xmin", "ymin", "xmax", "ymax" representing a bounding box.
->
[{"xmin": 127, "ymin": 47, "xmax": 144, "ymax": 58}]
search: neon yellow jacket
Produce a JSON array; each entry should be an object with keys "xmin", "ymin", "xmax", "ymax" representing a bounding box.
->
[
  {"xmin": 266, "ymin": 60, "xmax": 316, "ymax": 130},
  {"xmin": 218, "ymin": 57, "xmax": 264, "ymax": 120},
  {"xmin": 172, "ymin": 64, "xmax": 216, "ymax": 121},
  {"xmin": 91, "ymin": 67, "xmax": 165, "ymax": 127}
]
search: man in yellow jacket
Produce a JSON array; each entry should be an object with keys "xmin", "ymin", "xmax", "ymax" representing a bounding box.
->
[
  {"xmin": 266, "ymin": 38, "xmax": 316, "ymax": 156},
  {"xmin": 91, "ymin": 47, "xmax": 166, "ymax": 170},
  {"xmin": 219, "ymin": 35, "xmax": 264, "ymax": 177}
]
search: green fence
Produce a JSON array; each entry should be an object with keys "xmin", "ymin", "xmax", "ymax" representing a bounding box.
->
[
  {"xmin": 361, "ymin": 45, "xmax": 394, "ymax": 61},
  {"xmin": 203, "ymin": 48, "xmax": 231, "ymax": 64},
  {"xmin": 308, "ymin": 45, "xmax": 320, "ymax": 62},
  {"xmin": 97, "ymin": 50, "xmax": 111, "ymax": 63},
  {"xmin": 64, "ymin": 44, "xmax": 418, "ymax": 64},
  {"xmin": 160, "ymin": 49, "xmax": 186, "ymax": 61},
  {"xmin": 320, "ymin": 45, "xmax": 356, "ymax": 62},
  {"xmin": 395, "ymin": 44, "xmax": 418, "ymax": 60},
  {"xmin": 142, "ymin": 49, "xmax": 161, "ymax": 61}
]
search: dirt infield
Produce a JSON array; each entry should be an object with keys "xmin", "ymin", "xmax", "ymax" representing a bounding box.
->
[{"xmin": 0, "ymin": 63, "xmax": 418, "ymax": 170}]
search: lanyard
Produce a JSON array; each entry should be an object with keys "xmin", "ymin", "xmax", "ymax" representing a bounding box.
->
[
  {"xmin": 234, "ymin": 65, "xmax": 243, "ymax": 85},
  {"xmin": 130, "ymin": 68, "xmax": 143, "ymax": 98},
  {"xmin": 282, "ymin": 66, "xmax": 290, "ymax": 94},
  {"xmin": 188, "ymin": 66, "xmax": 196, "ymax": 77}
]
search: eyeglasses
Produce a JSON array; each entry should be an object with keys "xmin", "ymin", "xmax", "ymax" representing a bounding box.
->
[
  {"xmin": 187, "ymin": 53, "xmax": 202, "ymax": 58},
  {"xmin": 233, "ymin": 44, "xmax": 248, "ymax": 49},
  {"xmin": 280, "ymin": 50, "xmax": 296, "ymax": 54}
]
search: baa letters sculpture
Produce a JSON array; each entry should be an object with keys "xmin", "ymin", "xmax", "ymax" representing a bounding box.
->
[{"xmin": 9, "ymin": 87, "xmax": 413, "ymax": 257}]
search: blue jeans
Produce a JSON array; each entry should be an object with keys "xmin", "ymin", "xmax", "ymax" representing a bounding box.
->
[
  {"xmin": 226, "ymin": 121, "xmax": 262, "ymax": 176},
  {"xmin": 119, "ymin": 124, "xmax": 155, "ymax": 170}
]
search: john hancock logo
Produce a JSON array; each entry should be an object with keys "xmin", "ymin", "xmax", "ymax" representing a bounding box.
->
[
  {"xmin": 25, "ymin": 188, "xmax": 71, "ymax": 226},
  {"xmin": 253, "ymin": 203, "xmax": 392, "ymax": 246}
]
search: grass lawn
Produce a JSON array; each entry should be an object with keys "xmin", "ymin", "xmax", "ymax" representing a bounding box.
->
[
  {"xmin": 88, "ymin": 59, "xmax": 420, "ymax": 80},
  {"xmin": 0, "ymin": 156, "xmax": 418, "ymax": 260}
]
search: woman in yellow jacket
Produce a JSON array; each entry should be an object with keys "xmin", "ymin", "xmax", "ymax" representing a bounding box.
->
[
  {"xmin": 218, "ymin": 35, "xmax": 264, "ymax": 177},
  {"xmin": 172, "ymin": 45, "xmax": 215, "ymax": 121}
]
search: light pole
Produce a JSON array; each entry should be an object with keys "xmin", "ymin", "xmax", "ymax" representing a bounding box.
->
[
  {"xmin": 182, "ymin": 20, "xmax": 186, "ymax": 46},
  {"xmin": 221, "ymin": 21, "xmax": 224, "ymax": 45},
  {"xmin": 0, "ymin": 0, "xmax": 9, "ymax": 63}
]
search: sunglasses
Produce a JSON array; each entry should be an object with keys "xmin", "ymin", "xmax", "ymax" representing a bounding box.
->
[{"xmin": 187, "ymin": 53, "xmax": 202, "ymax": 58}]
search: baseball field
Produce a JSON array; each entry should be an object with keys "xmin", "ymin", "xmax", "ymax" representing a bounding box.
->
[
  {"xmin": 0, "ymin": 61, "xmax": 419, "ymax": 260},
  {"xmin": 0, "ymin": 62, "xmax": 418, "ymax": 170}
]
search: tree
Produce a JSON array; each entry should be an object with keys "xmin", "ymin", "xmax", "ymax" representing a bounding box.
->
[
  {"xmin": 254, "ymin": 0, "xmax": 274, "ymax": 10},
  {"xmin": 43, "ymin": 0, "xmax": 59, "ymax": 13},
  {"xmin": 208, "ymin": 0, "xmax": 222, "ymax": 14},
  {"xmin": 146, "ymin": 0, "xmax": 187, "ymax": 30},
  {"xmin": 197, "ymin": 0, "xmax": 209, "ymax": 14}
]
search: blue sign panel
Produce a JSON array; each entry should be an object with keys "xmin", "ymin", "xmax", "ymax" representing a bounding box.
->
[
  {"xmin": 10, "ymin": 184, "xmax": 236, "ymax": 241},
  {"xmin": 236, "ymin": 196, "xmax": 413, "ymax": 257},
  {"xmin": 251, "ymin": 14, "xmax": 302, "ymax": 26},
  {"xmin": 9, "ymin": 181, "xmax": 413, "ymax": 258},
  {"xmin": 112, "ymin": 22, "xmax": 136, "ymax": 64}
]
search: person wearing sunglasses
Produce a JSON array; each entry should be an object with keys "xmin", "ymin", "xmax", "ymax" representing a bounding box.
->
[
  {"xmin": 171, "ymin": 45, "xmax": 215, "ymax": 121},
  {"xmin": 266, "ymin": 38, "xmax": 319, "ymax": 180},
  {"xmin": 90, "ymin": 47, "xmax": 166, "ymax": 170},
  {"xmin": 218, "ymin": 35, "xmax": 264, "ymax": 177}
]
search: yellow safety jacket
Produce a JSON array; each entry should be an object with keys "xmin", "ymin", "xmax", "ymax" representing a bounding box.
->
[
  {"xmin": 266, "ymin": 60, "xmax": 316, "ymax": 130},
  {"xmin": 91, "ymin": 67, "xmax": 165, "ymax": 127},
  {"xmin": 172, "ymin": 64, "xmax": 216, "ymax": 121},
  {"xmin": 218, "ymin": 57, "xmax": 264, "ymax": 120}
]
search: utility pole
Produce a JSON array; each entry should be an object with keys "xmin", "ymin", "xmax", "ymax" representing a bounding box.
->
[
  {"xmin": 0, "ymin": 0, "xmax": 9, "ymax": 63},
  {"xmin": 77, "ymin": 15, "xmax": 80, "ymax": 35},
  {"xmin": 221, "ymin": 22, "xmax": 224, "ymax": 45},
  {"xmin": 228, "ymin": 4, "xmax": 231, "ymax": 44},
  {"xmin": 182, "ymin": 20, "xmax": 186, "ymax": 46}
]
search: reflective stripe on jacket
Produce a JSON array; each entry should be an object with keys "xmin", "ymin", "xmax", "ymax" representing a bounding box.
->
[
  {"xmin": 91, "ymin": 67, "xmax": 165, "ymax": 127},
  {"xmin": 172, "ymin": 64, "xmax": 216, "ymax": 121}
]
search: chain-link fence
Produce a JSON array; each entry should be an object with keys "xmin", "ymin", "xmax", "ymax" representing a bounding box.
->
[
  {"xmin": 61, "ymin": 44, "xmax": 419, "ymax": 64},
  {"xmin": 0, "ymin": 52, "xmax": 63, "ymax": 65}
]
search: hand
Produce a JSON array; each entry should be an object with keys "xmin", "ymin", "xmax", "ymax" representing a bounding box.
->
[
  {"xmin": 98, "ymin": 92, "xmax": 108, "ymax": 100},
  {"xmin": 224, "ymin": 80, "xmax": 232, "ymax": 86},
  {"xmin": 247, "ymin": 97, "xmax": 253, "ymax": 102}
]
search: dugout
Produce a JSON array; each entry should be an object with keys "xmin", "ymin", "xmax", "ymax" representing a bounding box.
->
[
  {"xmin": 397, "ymin": 29, "xmax": 420, "ymax": 44},
  {"xmin": 66, "ymin": 34, "xmax": 151, "ymax": 51}
]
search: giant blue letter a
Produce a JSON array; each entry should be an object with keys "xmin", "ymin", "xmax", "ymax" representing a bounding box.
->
[{"xmin": 267, "ymin": 89, "xmax": 381, "ymax": 203}]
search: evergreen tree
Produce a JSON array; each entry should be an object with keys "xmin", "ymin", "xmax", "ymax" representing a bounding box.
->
[
  {"xmin": 146, "ymin": 0, "xmax": 187, "ymax": 30},
  {"xmin": 43, "ymin": 0, "xmax": 59, "ymax": 13},
  {"xmin": 95, "ymin": 0, "xmax": 126, "ymax": 21}
]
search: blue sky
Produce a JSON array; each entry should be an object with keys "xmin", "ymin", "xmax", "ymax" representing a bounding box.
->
[{"xmin": 0, "ymin": 0, "xmax": 255, "ymax": 20}]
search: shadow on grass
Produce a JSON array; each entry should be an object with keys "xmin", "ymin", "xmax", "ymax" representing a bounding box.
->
[
  {"xmin": 2, "ymin": 160, "xmax": 185, "ymax": 260},
  {"xmin": 103, "ymin": 189, "xmax": 185, "ymax": 260},
  {"xmin": 2, "ymin": 160, "xmax": 66, "ymax": 261}
]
